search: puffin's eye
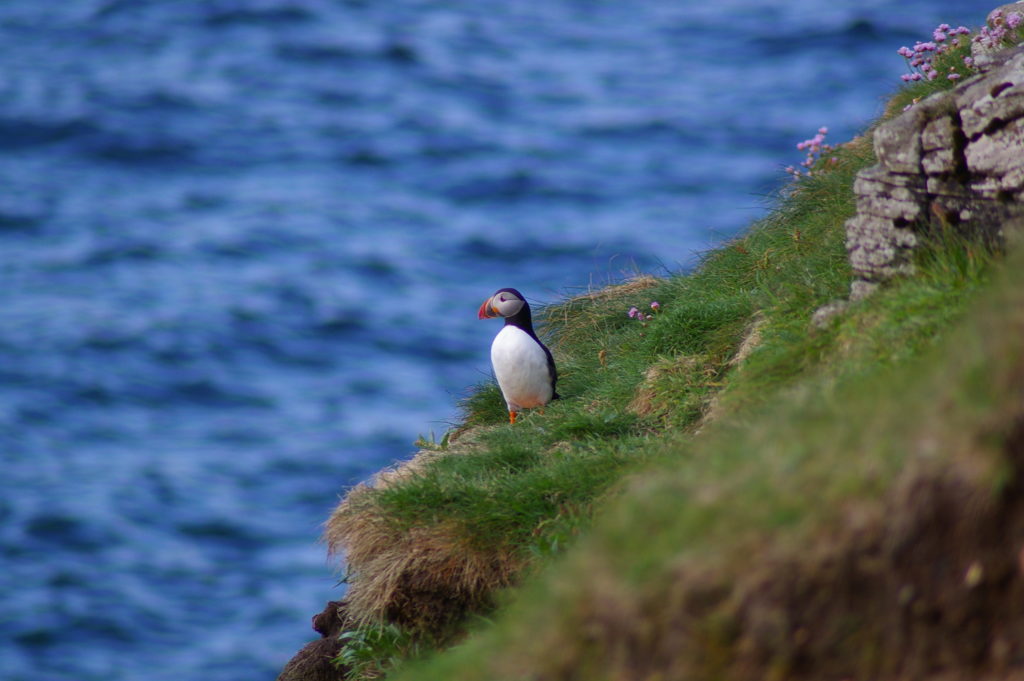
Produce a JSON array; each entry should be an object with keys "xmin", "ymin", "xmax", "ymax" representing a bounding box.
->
[{"xmin": 499, "ymin": 295, "xmax": 506, "ymax": 302}]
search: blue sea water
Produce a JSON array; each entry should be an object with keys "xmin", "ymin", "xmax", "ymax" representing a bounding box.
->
[{"xmin": 0, "ymin": 1, "xmax": 982, "ymax": 679}]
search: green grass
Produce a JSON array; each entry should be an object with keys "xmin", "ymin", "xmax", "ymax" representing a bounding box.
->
[
  {"xmin": 340, "ymin": 106, "xmax": 984, "ymax": 590},
  {"xmin": 335, "ymin": 623, "xmax": 421, "ymax": 680},
  {"xmin": 371, "ymin": 427, "xmax": 646, "ymax": 554},
  {"xmin": 351, "ymin": 127, "xmax": 876, "ymax": 559},
  {"xmin": 881, "ymin": 28, "xmax": 981, "ymax": 116},
  {"xmin": 327, "ymin": 21, "xmax": 1018, "ymax": 678},
  {"xmin": 392, "ymin": 239, "xmax": 1019, "ymax": 681}
]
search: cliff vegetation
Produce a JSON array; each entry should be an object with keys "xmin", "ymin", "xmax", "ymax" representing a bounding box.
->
[{"xmin": 279, "ymin": 9, "xmax": 1024, "ymax": 680}]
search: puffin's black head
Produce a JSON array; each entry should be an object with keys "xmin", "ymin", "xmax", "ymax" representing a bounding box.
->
[{"xmin": 478, "ymin": 288, "xmax": 529, "ymax": 320}]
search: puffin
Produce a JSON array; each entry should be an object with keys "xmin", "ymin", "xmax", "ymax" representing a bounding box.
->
[{"xmin": 478, "ymin": 287, "xmax": 559, "ymax": 424}]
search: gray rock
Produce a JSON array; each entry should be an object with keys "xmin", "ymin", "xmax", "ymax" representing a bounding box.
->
[
  {"xmin": 989, "ymin": 3, "xmax": 1024, "ymax": 27},
  {"xmin": 845, "ymin": 43, "xmax": 1024, "ymax": 297},
  {"xmin": 810, "ymin": 301, "xmax": 850, "ymax": 330},
  {"xmin": 849, "ymin": 280, "xmax": 879, "ymax": 302}
]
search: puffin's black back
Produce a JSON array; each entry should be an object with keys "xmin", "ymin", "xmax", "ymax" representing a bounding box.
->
[{"xmin": 494, "ymin": 287, "xmax": 560, "ymax": 400}]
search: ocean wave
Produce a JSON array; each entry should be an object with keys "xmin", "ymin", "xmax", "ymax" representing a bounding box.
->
[{"xmin": 0, "ymin": 116, "xmax": 96, "ymax": 150}]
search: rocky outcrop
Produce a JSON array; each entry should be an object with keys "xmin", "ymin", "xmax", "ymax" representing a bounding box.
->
[
  {"xmin": 846, "ymin": 44, "xmax": 1024, "ymax": 297},
  {"xmin": 276, "ymin": 601, "xmax": 351, "ymax": 681}
]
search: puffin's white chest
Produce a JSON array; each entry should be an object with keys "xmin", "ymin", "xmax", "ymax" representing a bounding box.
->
[{"xmin": 490, "ymin": 325, "xmax": 553, "ymax": 411}]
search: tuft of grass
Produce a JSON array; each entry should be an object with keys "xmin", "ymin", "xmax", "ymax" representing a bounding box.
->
[
  {"xmin": 457, "ymin": 381, "xmax": 506, "ymax": 427},
  {"xmin": 334, "ymin": 622, "xmax": 422, "ymax": 680},
  {"xmin": 371, "ymin": 428, "xmax": 645, "ymax": 553}
]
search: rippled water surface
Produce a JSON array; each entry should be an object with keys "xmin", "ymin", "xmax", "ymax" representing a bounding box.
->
[{"xmin": 0, "ymin": 1, "xmax": 981, "ymax": 679}]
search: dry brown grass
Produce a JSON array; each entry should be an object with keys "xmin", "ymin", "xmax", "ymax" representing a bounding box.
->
[
  {"xmin": 324, "ymin": 427, "xmax": 525, "ymax": 633},
  {"xmin": 727, "ymin": 312, "xmax": 766, "ymax": 368},
  {"xmin": 568, "ymin": 274, "xmax": 662, "ymax": 302}
]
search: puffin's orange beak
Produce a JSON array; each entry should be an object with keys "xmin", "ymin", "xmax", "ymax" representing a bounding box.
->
[{"xmin": 478, "ymin": 297, "xmax": 497, "ymax": 319}]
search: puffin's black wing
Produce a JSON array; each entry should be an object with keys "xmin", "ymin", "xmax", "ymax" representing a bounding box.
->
[
  {"xmin": 540, "ymin": 340, "xmax": 559, "ymax": 400},
  {"xmin": 503, "ymin": 295, "xmax": 559, "ymax": 400}
]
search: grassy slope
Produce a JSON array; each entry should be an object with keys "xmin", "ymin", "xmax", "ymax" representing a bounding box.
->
[
  {"xmin": 409, "ymin": 241, "xmax": 1022, "ymax": 681},
  {"xmin": 328, "ymin": 28, "xmax": 1021, "ymax": 680},
  {"xmin": 353, "ymin": 139, "xmax": 872, "ymax": 570}
]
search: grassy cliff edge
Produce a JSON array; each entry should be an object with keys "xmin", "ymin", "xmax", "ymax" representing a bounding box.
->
[{"xmin": 309, "ymin": 16, "xmax": 1024, "ymax": 681}]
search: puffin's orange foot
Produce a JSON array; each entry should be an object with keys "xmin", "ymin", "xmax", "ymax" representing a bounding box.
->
[{"xmin": 509, "ymin": 411, "xmax": 518, "ymax": 425}]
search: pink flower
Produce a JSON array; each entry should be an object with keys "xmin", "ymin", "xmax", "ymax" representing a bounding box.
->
[
  {"xmin": 790, "ymin": 126, "xmax": 834, "ymax": 178},
  {"xmin": 979, "ymin": 25, "xmax": 1008, "ymax": 46},
  {"xmin": 933, "ymin": 30, "xmax": 947, "ymax": 42},
  {"xmin": 1009, "ymin": 12, "xmax": 1023, "ymax": 29},
  {"xmin": 628, "ymin": 306, "xmax": 638, "ymax": 319},
  {"xmin": 650, "ymin": 301, "xmax": 660, "ymax": 311},
  {"xmin": 964, "ymin": 56, "xmax": 975, "ymax": 67},
  {"xmin": 948, "ymin": 72, "xmax": 961, "ymax": 81}
]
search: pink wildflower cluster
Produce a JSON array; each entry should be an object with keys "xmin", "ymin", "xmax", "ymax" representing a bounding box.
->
[
  {"xmin": 974, "ymin": 9, "xmax": 1024, "ymax": 50},
  {"xmin": 628, "ymin": 301, "xmax": 660, "ymax": 325},
  {"xmin": 785, "ymin": 127, "xmax": 837, "ymax": 178},
  {"xmin": 897, "ymin": 24, "xmax": 971, "ymax": 82}
]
